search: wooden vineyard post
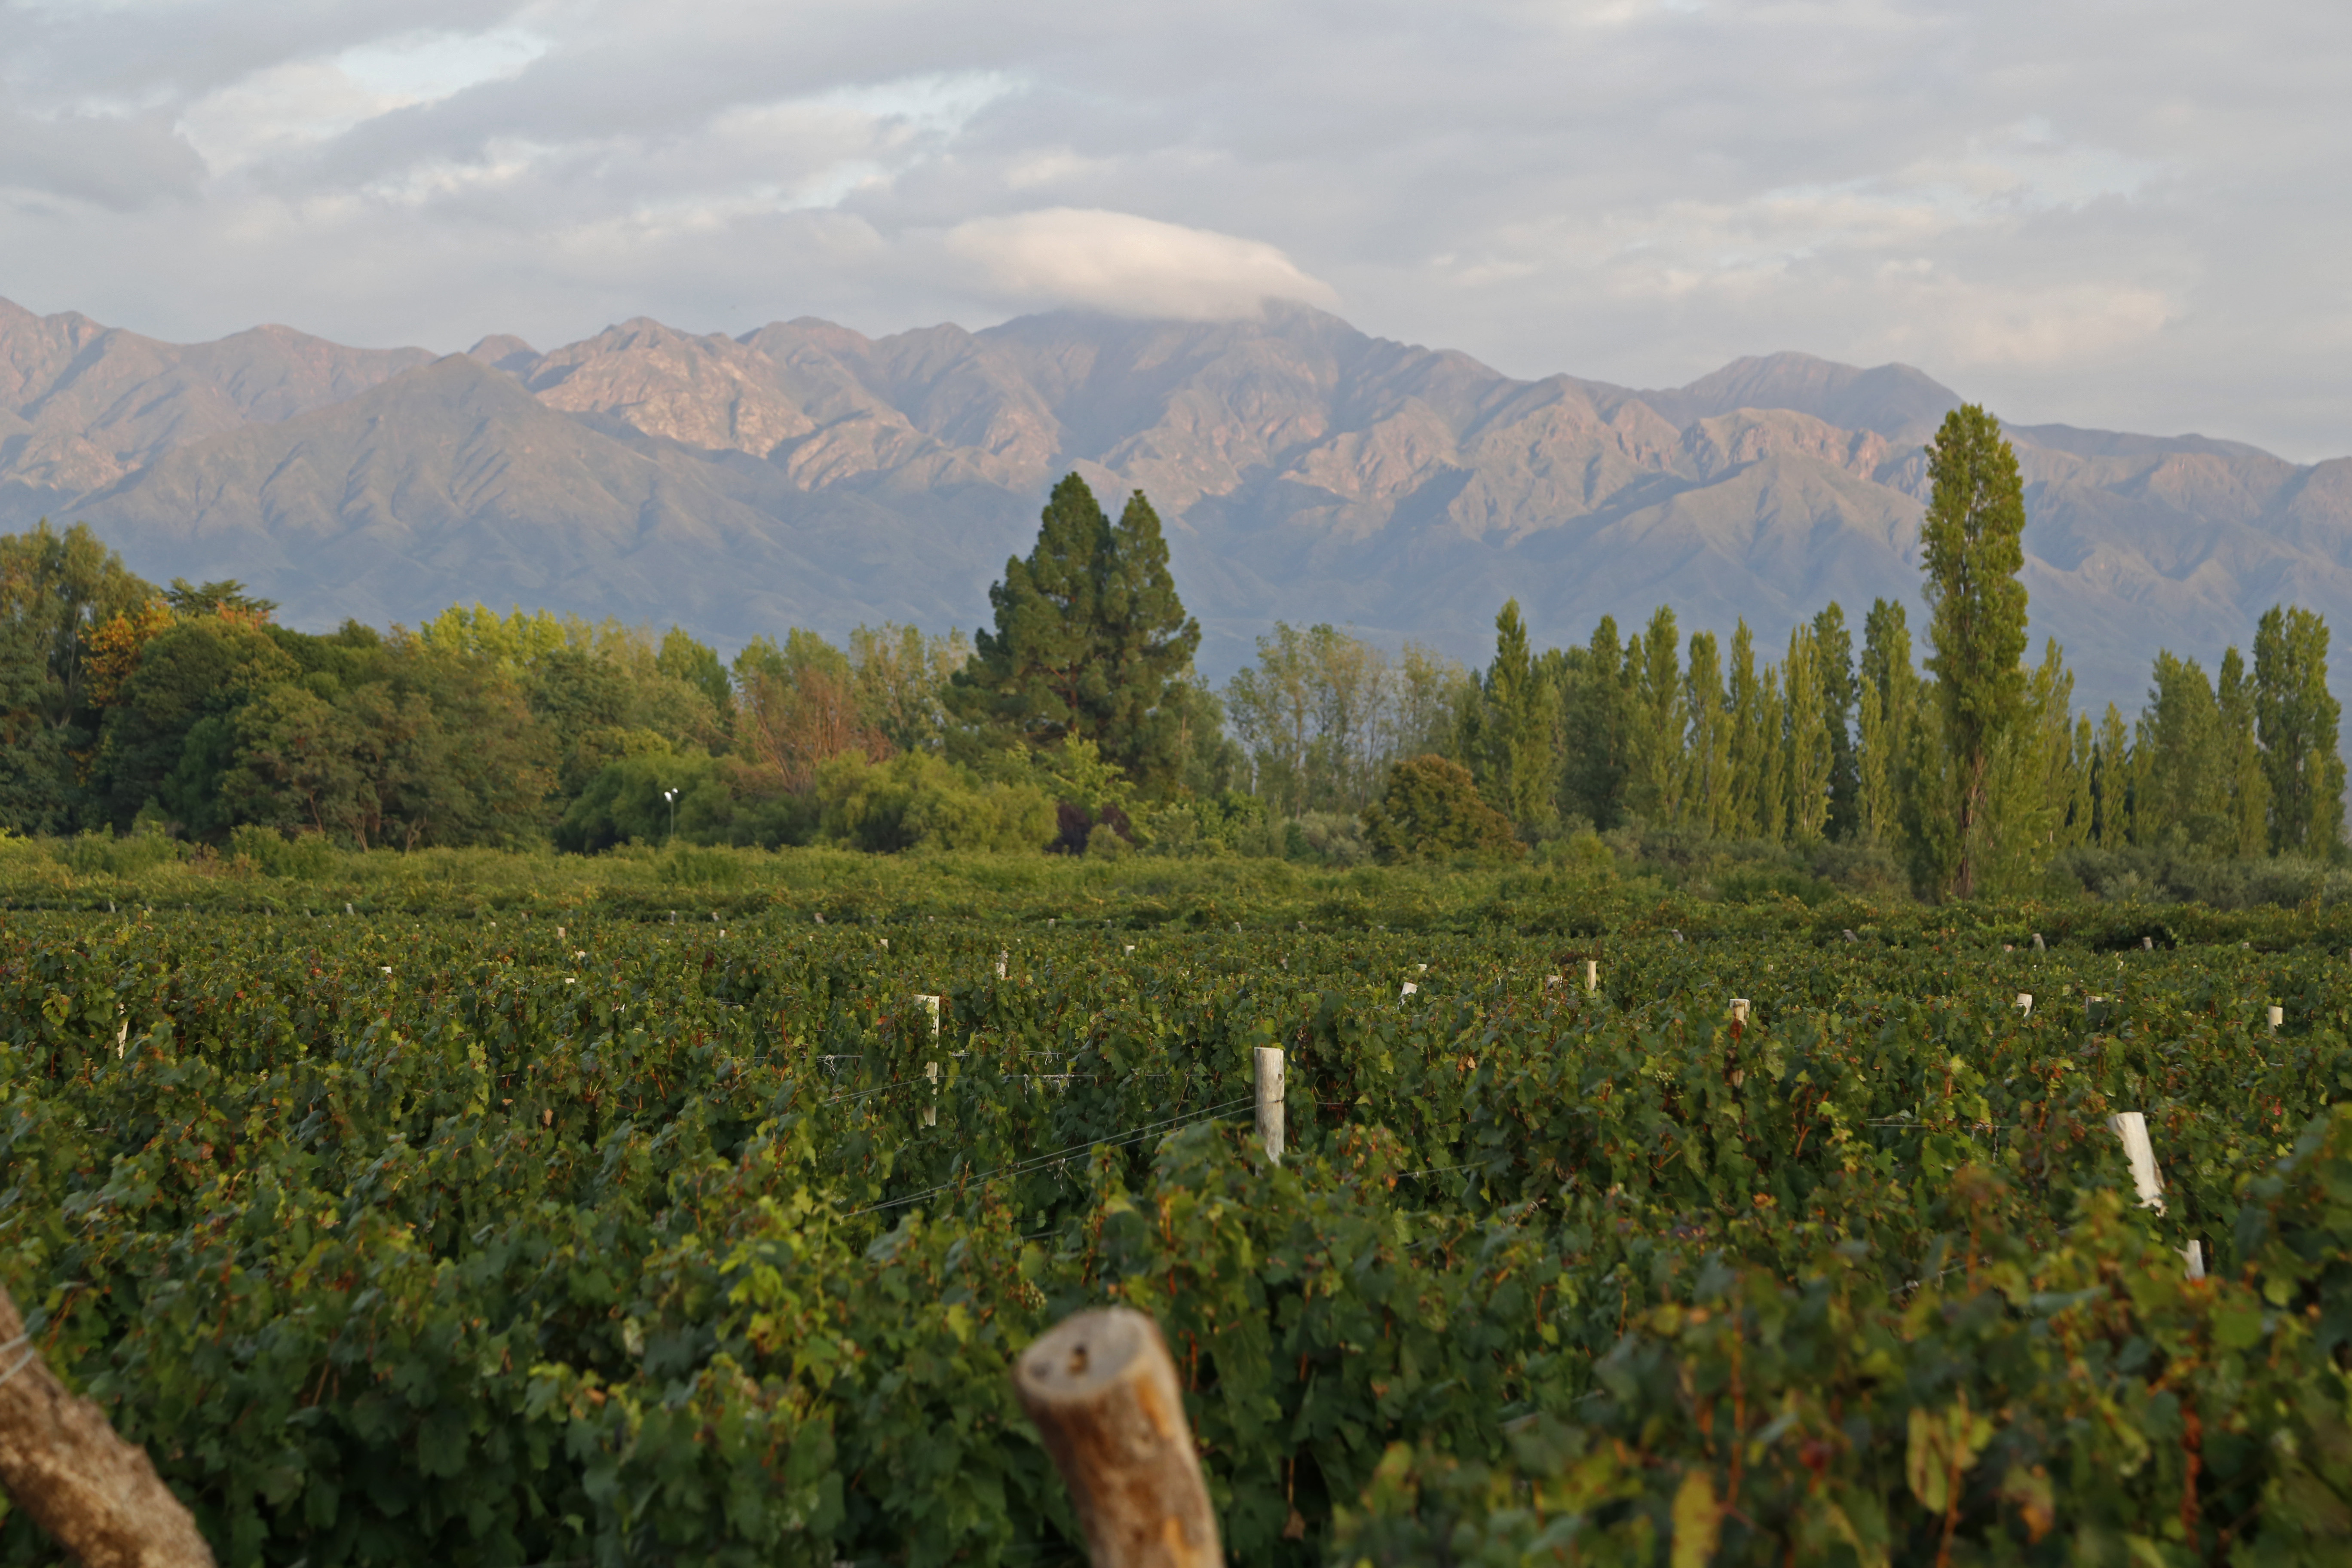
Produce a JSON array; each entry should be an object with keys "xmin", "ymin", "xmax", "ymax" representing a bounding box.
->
[
  {"xmin": 2108, "ymin": 1112, "xmax": 2205, "ymax": 1279},
  {"xmin": 1013, "ymin": 1308, "xmax": 1222, "ymax": 1567},
  {"xmin": 0, "ymin": 1283, "xmax": 215, "ymax": 1568},
  {"xmin": 2017, "ymin": 992, "xmax": 2033, "ymax": 1017},
  {"xmin": 1727, "ymin": 999, "xmax": 1750, "ymax": 1087},
  {"xmin": 916, "ymin": 994, "xmax": 942, "ymax": 1127},
  {"xmin": 1254, "ymin": 1047, "xmax": 1285, "ymax": 1164},
  {"xmin": 2268, "ymin": 1005, "xmax": 2284, "ymax": 1032},
  {"xmin": 1585, "ymin": 959, "xmax": 1599, "ymax": 994}
]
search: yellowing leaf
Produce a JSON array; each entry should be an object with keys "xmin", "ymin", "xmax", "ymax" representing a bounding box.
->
[{"xmin": 1670, "ymin": 1467, "xmax": 1722, "ymax": 1568}]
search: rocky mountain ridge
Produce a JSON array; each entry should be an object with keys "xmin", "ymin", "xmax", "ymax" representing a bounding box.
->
[{"xmin": 2, "ymin": 295, "xmax": 2345, "ymax": 717}]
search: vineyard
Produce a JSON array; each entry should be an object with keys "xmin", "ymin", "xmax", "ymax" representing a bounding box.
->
[{"xmin": 5, "ymin": 906, "xmax": 2352, "ymax": 1565}]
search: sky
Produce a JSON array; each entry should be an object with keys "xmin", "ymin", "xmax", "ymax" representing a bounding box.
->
[{"xmin": 2, "ymin": 0, "xmax": 2345, "ymax": 460}]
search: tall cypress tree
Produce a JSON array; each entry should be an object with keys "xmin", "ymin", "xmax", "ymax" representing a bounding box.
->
[{"xmin": 948, "ymin": 475, "xmax": 1201, "ymax": 791}]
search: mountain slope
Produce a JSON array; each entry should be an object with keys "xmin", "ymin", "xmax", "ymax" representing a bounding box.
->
[{"xmin": 3, "ymin": 295, "xmax": 2346, "ymax": 719}]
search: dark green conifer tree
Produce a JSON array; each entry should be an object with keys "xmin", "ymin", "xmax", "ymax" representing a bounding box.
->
[{"xmin": 949, "ymin": 474, "xmax": 1201, "ymax": 792}]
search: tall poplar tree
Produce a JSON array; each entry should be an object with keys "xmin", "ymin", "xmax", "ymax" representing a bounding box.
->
[
  {"xmin": 1562, "ymin": 616, "xmax": 1629, "ymax": 829},
  {"xmin": 1626, "ymin": 605, "xmax": 1686, "ymax": 826},
  {"xmin": 1756, "ymin": 665, "xmax": 1787, "ymax": 842},
  {"xmin": 1473, "ymin": 599, "xmax": 1559, "ymax": 833},
  {"xmin": 1684, "ymin": 631, "xmax": 1730, "ymax": 836},
  {"xmin": 2253, "ymin": 605, "xmax": 2346, "ymax": 857},
  {"xmin": 948, "ymin": 474, "xmax": 1201, "ymax": 791},
  {"xmin": 1784, "ymin": 624, "xmax": 1831, "ymax": 842},
  {"xmin": 1726, "ymin": 621, "xmax": 1766, "ymax": 837},
  {"xmin": 2216, "ymin": 646, "xmax": 2269, "ymax": 857},
  {"xmin": 1919, "ymin": 405, "xmax": 2030, "ymax": 897},
  {"xmin": 1812, "ymin": 603, "xmax": 1858, "ymax": 839},
  {"xmin": 1859, "ymin": 598, "xmax": 1922, "ymax": 860}
]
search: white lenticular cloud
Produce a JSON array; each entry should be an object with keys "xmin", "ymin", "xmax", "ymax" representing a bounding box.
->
[{"xmin": 944, "ymin": 208, "xmax": 1341, "ymax": 321}]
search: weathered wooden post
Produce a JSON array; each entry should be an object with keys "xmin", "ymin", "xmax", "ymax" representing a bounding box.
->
[
  {"xmin": 2268, "ymin": 1005, "xmax": 2284, "ymax": 1032},
  {"xmin": 2016, "ymin": 992, "xmax": 2033, "ymax": 1017},
  {"xmin": 1584, "ymin": 959, "xmax": 1599, "ymax": 993},
  {"xmin": 0, "ymin": 1284, "xmax": 215, "ymax": 1568},
  {"xmin": 1254, "ymin": 1047, "xmax": 1285, "ymax": 1164},
  {"xmin": 1012, "ymin": 1308, "xmax": 1222, "ymax": 1567}
]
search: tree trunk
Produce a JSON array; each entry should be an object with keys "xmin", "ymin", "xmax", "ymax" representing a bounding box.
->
[
  {"xmin": 1012, "ymin": 1307, "xmax": 1221, "ymax": 1568},
  {"xmin": 0, "ymin": 1284, "xmax": 214, "ymax": 1568}
]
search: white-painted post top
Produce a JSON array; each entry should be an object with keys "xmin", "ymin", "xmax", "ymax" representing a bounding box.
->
[
  {"xmin": 1730, "ymin": 998, "xmax": 1751, "ymax": 1026},
  {"xmin": 2016, "ymin": 992, "xmax": 2033, "ymax": 1015},
  {"xmin": 2107, "ymin": 1112, "xmax": 2165, "ymax": 1213}
]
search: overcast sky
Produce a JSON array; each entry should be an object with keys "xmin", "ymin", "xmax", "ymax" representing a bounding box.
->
[{"xmin": 3, "ymin": 0, "xmax": 2344, "ymax": 459}]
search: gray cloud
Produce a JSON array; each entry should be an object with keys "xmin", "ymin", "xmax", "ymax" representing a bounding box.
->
[{"xmin": 0, "ymin": 0, "xmax": 2343, "ymax": 456}]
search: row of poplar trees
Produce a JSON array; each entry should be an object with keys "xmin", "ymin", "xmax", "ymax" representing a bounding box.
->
[{"xmin": 1450, "ymin": 406, "xmax": 2346, "ymax": 897}]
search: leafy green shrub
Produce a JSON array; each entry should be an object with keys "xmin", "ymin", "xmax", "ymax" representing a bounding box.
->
[
  {"xmin": 816, "ymin": 751, "xmax": 1054, "ymax": 853},
  {"xmin": 226, "ymin": 823, "xmax": 335, "ymax": 879},
  {"xmin": 1361, "ymin": 754, "xmax": 1522, "ymax": 864},
  {"xmin": 555, "ymin": 749, "xmax": 721, "ymax": 851},
  {"xmin": 54, "ymin": 824, "xmax": 185, "ymax": 877}
]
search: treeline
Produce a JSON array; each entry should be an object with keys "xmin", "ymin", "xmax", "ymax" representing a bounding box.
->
[
  {"xmin": 3, "ymin": 410, "xmax": 2343, "ymax": 898},
  {"xmin": 1292, "ymin": 404, "xmax": 2346, "ymax": 897},
  {"xmin": 0, "ymin": 477, "xmax": 1244, "ymax": 858}
]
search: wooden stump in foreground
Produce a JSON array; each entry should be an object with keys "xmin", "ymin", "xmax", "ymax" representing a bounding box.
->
[
  {"xmin": 1012, "ymin": 1307, "xmax": 1221, "ymax": 1568},
  {"xmin": 0, "ymin": 1283, "xmax": 214, "ymax": 1568}
]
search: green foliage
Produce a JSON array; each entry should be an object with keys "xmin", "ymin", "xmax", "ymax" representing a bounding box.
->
[
  {"xmin": 11, "ymin": 911, "xmax": 2352, "ymax": 1567},
  {"xmin": 815, "ymin": 752, "xmax": 1056, "ymax": 853},
  {"xmin": 2254, "ymin": 605, "xmax": 2346, "ymax": 858},
  {"xmin": 1920, "ymin": 404, "xmax": 2030, "ymax": 897},
  {"xmin": 1224, "ymin": 623, "xmax": 1467, "ymax": 816},
  {"xmin": 556, "ymin": 749, "xmax": 723, "ymax": 851},
  {"xmin": 949, "ymin": 475, "xmax": 1202, "ymax": 792},
  {"xmin": 1363, "ymin": 754, "xmax": 1524, "ymax": 864}
]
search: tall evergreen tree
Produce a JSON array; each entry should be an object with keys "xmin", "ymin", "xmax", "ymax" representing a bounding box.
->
[
  {"xmin": 1919, "ymin": 405, "xmax": 2031, "ymax": 897},
  {"xmin": 2253, "ymin": 605, "xmax": 2346, "ymax": 858},
  {"xmin": 948, "ymin": 475, "xmax": 1201, "ymax": 791}
]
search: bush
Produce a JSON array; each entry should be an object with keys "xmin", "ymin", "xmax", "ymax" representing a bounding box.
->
[
  {"xmin": 227, "ymin": 824, "xmax": 336, "ymax": 879},
  {"xmin": 55, "ymin": 824, "xmax": 185, "ymax": 878},
  {"xmin": 815, "ymin": 752, "xmax": 1055, "ymax": 853},
  {"xmin": 557, "ymin": 750, "xmax": 723, "ymax": 853},
  {"xmin": 1361, "ymin": 755, "xmax": 1522, "ymax": 865}
]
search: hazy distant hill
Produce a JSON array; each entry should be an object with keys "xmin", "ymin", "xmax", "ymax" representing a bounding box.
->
[{"xmin": 3, "ymin": 295, "xmax": 2346, "ymax": 717}]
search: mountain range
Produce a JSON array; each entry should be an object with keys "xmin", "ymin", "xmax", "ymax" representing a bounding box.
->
[{"xmin": 4, "ymin": 293, "xmax": 2347, "ymax": 718}]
